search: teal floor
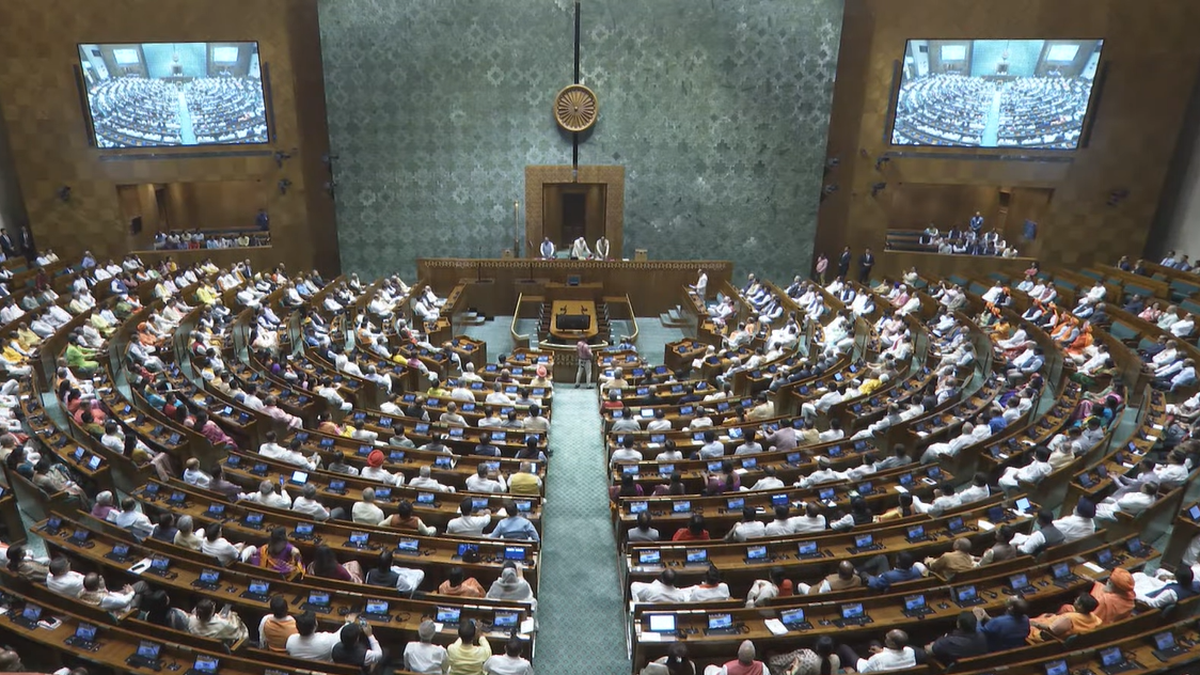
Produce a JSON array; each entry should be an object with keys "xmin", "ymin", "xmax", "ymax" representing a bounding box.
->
[
  {"xmin": 535, "ymin": 387, "xmax": 630, "ymax": 673},
  {"xmin": 465, "ymin": 316, "xmax": 673, "ymax": 672}
]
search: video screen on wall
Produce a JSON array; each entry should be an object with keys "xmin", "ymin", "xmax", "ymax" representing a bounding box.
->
[
  {"xmin": 76, "ymin": 42, "xmax": 268, "ymax": 149},
  {"xmin": 890, "ymin": 39, "xmax": 1104, "ymax": 150}
]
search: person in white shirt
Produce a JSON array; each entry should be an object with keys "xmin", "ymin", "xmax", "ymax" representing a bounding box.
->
[
  {"xmin": 921, "ymin": 421, "xmax": 991, "ymax": 464},
  {"xmin": 446, "ymin": 498, "xmax": 493, "ymax": 536},
  {"xmin": 1095, "ymin": 482, "xmax": 1157, "ymax": 521},
  {"xmin": 259, "ymin": 433, "xmax": 319, "ymax": 470},
  {"xmin": 796, "ymin": 457, "xmax": 844, "ymax": 489},
  {"xmin": 1011, "ymin": 501, "xmax": 1096, "ymax": 554},
  {"xmin": 408, "ymin": 465, "xmax": 456, "ymax": 493},
  {"xmin": 318, "ymin": 378, "xmax": 352, "ymax": 412},
  {"xmin": 801, "ymin": 384, "xmax": 845, "ymax": 421},
  {"xmin": 292, "ymin": 484, "xmax": 333, "ymax": 521},
  {"xmin": 610, "ymin": 437, "xmax": 644, "ymax": 465},
  {"xmin": 957, "ymin": 473, "xmax": 991, "ymax": 505},
  {"xmin": 724, "ymin": 508, "xmax": 767, "ymax": 542},
  {"xmin": 1133, "ymin": 566, "xmax": 1200, "ymax": 609},
  {"xmin": 404, "ymin": 620, "xmax": 449, "ymax": 674},
  {"xmin": 466, "ymin": 464, "xmax": 508, "ymax": 493},
  {"xmin": 182, "ymin": 457, "xmax": 213, "ymax": 489},
  {"xmin": 361, "ymin": 450, "xmax": 404, "ymax": 486},
  {"xmin": 789, "ymin": 502, "xmax": 828, "ymax": 533},
  {"xmin": 112, "ymin": 497, "xmax": 153, "ymax": 538},
  {"xmin": 46, "ymin": 558, "xmax": 85, "ymax": 597},
  {"xmin": 485, "ymin": 383, "xmax": 514, "ymax": 406},
  {"xmin": 632, "ymin": 569, "xmax": 689, "ymax": 603},
  {"xmin": 765, "ymin": 505, "xmax": 797, "ymax": 536},
  {"xmin": 913, "ymin": 483, "xmax": 961, "ymax": 516},
  {"xmin": 201, "ymin": 522, "xmax": 245, "ymax": 566},
  {"xmin": 240, "ymin": 481, "xmax": 292, "ymax": 509},
  {"xmin": 998, "ymin": 447, "xmax": 1052, "ymax": 490},
  {"xmin": 734, "ymin": 430, "xmax": 763, "ymax": 455},
  {"xmin": 845, "ymin": 630, "xmax": 917, "ymax": 673},
  {"xmin": 748, "ymin": 466, "xmax": 785, "ymax": 491},
  {"xmin": 285, "ymin": 612, "xmax": 344, "ymax": 661},
  {"xmin": 690, "ymin": 269, "xmax": 708, "ymax": 298},
  {"xmin": 817, "ymin": 419, "xmax": 845, "ymax": 443},
  {"xmin": 483, "ymin": 637, "xmax": 535, "ymax": 675},
  {"xmin": 686, "ymin": 567, "xmax": 731, "ymax": 602},
  {"xmin": 353, "ymin": 488, "xmax": 387, "ymax": 525},
  {"xmin": 1152, "ymin": 451, "xmax": 1190, "ymax": 489}
]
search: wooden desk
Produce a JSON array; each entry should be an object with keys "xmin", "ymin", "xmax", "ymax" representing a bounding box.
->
[
  {"xmin": 550, "ymin": 299, "xmax": 598, "ymax": 340},
  {"xmin": 417, "ymin": 258, "xmax": 733, "ymax": 316}
]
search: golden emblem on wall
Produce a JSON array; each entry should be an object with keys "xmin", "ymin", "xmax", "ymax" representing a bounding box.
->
[{"xmin": 554, "ymin": 84, "xmax": 598, "ymax": 132}]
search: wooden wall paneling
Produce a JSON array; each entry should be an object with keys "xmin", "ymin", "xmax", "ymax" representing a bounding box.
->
[
  {"xmin": 525, "ymin": 166, "xmax": 625, "ymax": 260},
  {"xmin": 0, "ymin": 0, "xmax": 337, "ymax": 276},
  {"xmin": 816, "ymin": 0, "xmax": 1200, "ymax": 274}
]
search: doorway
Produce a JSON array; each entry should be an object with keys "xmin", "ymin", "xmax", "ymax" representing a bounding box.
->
[
  {"xmin": 542, "ymin": 183, "xmax": 607, "ymax": 250},
  {"xmin": 562, "ymin": 193, "xmax": 586, "ymax": 244}
]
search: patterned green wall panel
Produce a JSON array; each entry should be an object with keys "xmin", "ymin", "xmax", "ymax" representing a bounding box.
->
[{"xmin": 320, "ymin": 0, "xmax": 842, "ymax": 282}]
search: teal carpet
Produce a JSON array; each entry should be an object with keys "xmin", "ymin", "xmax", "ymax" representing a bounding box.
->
[{"xmin": 534, "ymin": 387, "xmax": 631, "ymax": 673}]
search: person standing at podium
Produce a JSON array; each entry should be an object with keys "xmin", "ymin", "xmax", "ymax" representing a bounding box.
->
[
  {"xmin": 575, "ymin": 339, "xmax": 593, "ymax": 388},
  {"xmin": 540, "ymin": 237, "xmax": 556, "ymax": 259},
  {"xmin": 595, "ymin": 235, "xmax": 611, "ymax": 260},
  {"xmin": 570, "ymin": 236, "xmax": 592, "ymax": 259}
]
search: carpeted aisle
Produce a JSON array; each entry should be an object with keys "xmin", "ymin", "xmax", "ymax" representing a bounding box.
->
[{"xmin": 534, "ymin": 387, "xmax": 631, "ymax": 674}]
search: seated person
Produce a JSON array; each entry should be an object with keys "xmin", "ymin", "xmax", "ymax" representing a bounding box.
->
[
  {"xmin": 703, "ymin": 640, "xmax": 766, "ymax": 675},
  {"xmin": 1027, "ymin": 593, "xmax": 1101, "ymax": 643}
]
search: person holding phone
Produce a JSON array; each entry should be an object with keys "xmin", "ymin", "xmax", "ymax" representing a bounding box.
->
[{"xmin": 331, "ymin": 619, "xmax": 383, "ymax": 670}]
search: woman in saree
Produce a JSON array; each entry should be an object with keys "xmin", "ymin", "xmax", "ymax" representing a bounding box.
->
[{"xmin": 244, "ymin": 527, "xmax": 304, "ymax": 576}]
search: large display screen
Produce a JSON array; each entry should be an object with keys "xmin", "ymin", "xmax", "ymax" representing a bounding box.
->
[
  {"xmin": 890, "ymin": 39, "xmax": 1104, "ymax": 150},
  {"xmin": 77, "ymin": 42, "xmax": 268, "ymax": 148}
]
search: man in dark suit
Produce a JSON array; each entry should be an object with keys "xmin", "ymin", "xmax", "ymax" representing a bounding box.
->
[
  {"xmin": 859, "ymin": 248, "xmax": 875, "ymax": 283},
  {"xmin": 838, "ymin": 247, "xmax": 852, "ymax": 278},
  {"xmin": 0, "ymin": 229, "xmax": 14, "ymax": 260}
]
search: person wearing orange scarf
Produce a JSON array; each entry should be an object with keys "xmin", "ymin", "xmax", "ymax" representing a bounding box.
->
[
  {"xmin": 1028, "ymin": 593, "xmax": 1102, "ymax": 643},
  {"xmin": 1086, "ymin": 568, "xmax": 1135, "ymax": 623}
]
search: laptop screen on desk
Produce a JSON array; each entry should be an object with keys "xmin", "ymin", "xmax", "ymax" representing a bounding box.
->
[
  {"xmin": 854, "ymin": 534, "xmax": 873, "ymax": 548},
  {"xmin": 137, "ymin": 641, "xmax": 161, "ymax": 659},
  {"xmin": 780, "ymin": 608, "xmax": 805, "ymax": 626},
  {"xmin": 1100, "ymin": 648, "xmax": 1123, "ymax": 667},
  {"xmin": 365, "ymin": 599, "xmax": 388, "ymax": 615},
  {"xmin": 75, "ymin": 623, "xmax": 97, "ymax": 642},
  {"xmin": 904, "ymin": 595, "xmax": 926, "ymax": 611},
  {"xmin": 248, "ymin": 580, "xmax": 270, "ymax": 595},
  {"xmin": 192, "ymin": 656, "xmax": 219, "ymax": 674},
  {"xmin": 638, "ymin": 550, "xmax": 661, "ymax": 565},
  {"xmin": 308, "ymin": 592, "xmax": 330, "ymax": 606},
  {"xmin": 1043, "ymin": 660, "xmax": 1067, "ymax": 675},
  {"xmin": 746, "ymin": 545, "xmax": 767, "ymax": 561},
  {"xmin": 1154, "ymin": 632, "xmax": 1176, "ymax": 650},
  {"xmin": 436, "ymin": 607, "xmax": 460, "ymax": 624},
  {"xmin": 647, "ymin": 614, "xmax": 676, "ymax": 632},
  {"xmin": 841, "ymin": 603, "xmax": 863, "ymax": 619},
  {"xmin": 798, "ymin": 541, "xmax": 817, "ymax": 556},
  {"xmin": 686, "ymin": 549, "xmax": 707, "ymax": 564},
  {"xmin": 708, "ymin": 613, "xmax": 732, "ymax": 630},
  {"xmin": 494, "ymin": 610, "xmax": 519, "ymax": 628}
]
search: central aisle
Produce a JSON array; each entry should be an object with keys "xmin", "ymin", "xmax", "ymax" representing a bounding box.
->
[{"xmin": 534, "ymin": 387, "xmax": 631, "ymax": 673}]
